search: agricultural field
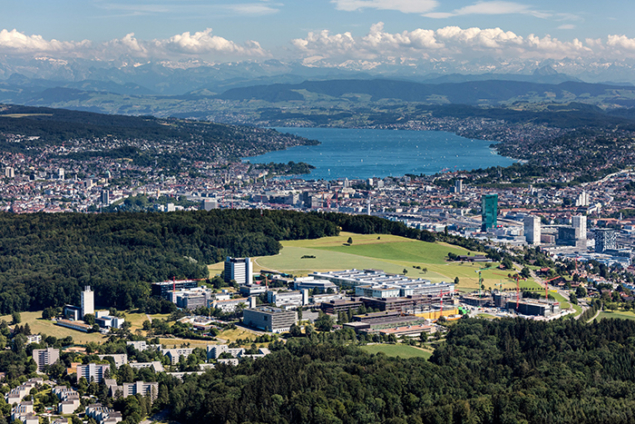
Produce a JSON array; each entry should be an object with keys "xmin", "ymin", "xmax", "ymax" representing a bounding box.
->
[
  {"xmin": 0, "ymin": 311, "xmax": 106, "ymax": 344},
  {"xmin": 213, "ymin": 231, "xmax": 543, "ymax": 292},
  {"xmin": 360, "ymin": 344, "xmax": 432, "ymax": 359}
]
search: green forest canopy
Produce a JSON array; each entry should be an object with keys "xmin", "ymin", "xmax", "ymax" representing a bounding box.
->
[{"xmin": 0, "ymin": 210, "xmax": 438, "ymax": 314}]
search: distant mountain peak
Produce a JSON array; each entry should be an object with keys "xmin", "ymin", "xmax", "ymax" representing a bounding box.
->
[{"xmin": 533, "ymin": 65, "xmax": 559, "ymax": 76}]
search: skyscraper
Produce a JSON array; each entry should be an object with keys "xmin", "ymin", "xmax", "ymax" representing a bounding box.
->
[
  {"xmin": 572, "ymin": 215, "xmax": 587, "ymax": 240},
  {"xmin": 595, "ymin": 228, "xmax": 616, "ymax": 253},
  {"xmin": 481, "ymin": 194, "xmax": 498, "ymax": 231},
  {"xmin": 454, "ymin": 179, "xmax": 463, "ymax": 193},
  {"xmin": 523, "ymin": 216, "xmax": 540, "ymax": 245}
]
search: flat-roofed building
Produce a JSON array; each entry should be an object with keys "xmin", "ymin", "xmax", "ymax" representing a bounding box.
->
[
  {"xmin": 33, "ymin": 348, "xmax": 59, "ymax": 372},
  {"xmin": 224, "ymin": 257, "xmax": 253, "ymax": 285},
  {"xmin": 243, "ymin": 306, "xmax": 296, "ymax": 333},
  {"xmin": 151, "ymin": 280, "xmax": 197, "ymax": 300},
  {"xmin": 98, "ymin": 354, "xmax": 128, "ymax": 368},
  {"xmin": 266, "ymin": 290, "xmax": 308, "ymax": 308},
  {"xmin": 293, "ymin": 277, "xmax": 338, "ymax": 293},
  {"xmin": 77, "ymin": 363, "xmax": 110, "ymax": 384},
  {"xmin": 320, "ymin": 298, "xmax": 364, "ymax": 314}
]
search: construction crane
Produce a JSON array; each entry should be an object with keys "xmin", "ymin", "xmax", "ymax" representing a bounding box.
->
[
  {"xmin": 475, "ymin": 265, "xmax": 497, "ymax": 299},
  {"xmin": 543, "ymin": 276, "xmax": 562, "ymax": 301}
]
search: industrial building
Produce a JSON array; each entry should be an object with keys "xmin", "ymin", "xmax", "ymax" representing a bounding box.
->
[
  {"xmin": 224, "ymin": 257, "xmax": 253, "ymax": 285},
  {"xmin": 481, "ymin": 194, "xmax": 498, "ymax": 231},
  {"xmin": 243, "ymin": 306, "xmax": 297, "ymax": 333}
]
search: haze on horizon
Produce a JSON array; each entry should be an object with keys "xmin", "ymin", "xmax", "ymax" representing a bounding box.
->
[{"xmin": 3, "ymin": 0, "xmax": 635, "ymax": 81}]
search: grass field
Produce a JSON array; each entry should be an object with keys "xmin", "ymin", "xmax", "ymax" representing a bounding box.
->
[
  {"xmin": 211, "ymin": 232, "xmax": 542, "ymax": 292},
  {"xmin": 595, "ymin": 310, "xmax": 635, "ymax": 321},
  {"xmin": 0, "ymin": 312, "xmax": 106, "ymax": 344},
  {"xmin": 360, "ymin": 344, "xmax": 432, "ymax": 359}
]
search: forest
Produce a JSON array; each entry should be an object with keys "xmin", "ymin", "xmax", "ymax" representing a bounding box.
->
[
  {"xmin": 0, "ymin": 210, "xmax": 340, "ymax": 314},
  {"xmin": 170, "ymin": 318, "xmax": 635, "ymax": 424},
  {"xmin": 0, "ymin": 210, "xmax": 444, "ymax": 314}
]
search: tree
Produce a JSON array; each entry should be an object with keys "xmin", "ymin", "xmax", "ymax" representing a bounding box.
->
[
  {"xmin": 576, "ymin": 286, "xmax": 587, "ymax": 298},
  {"xmin": 11, "ymin": 312, "xmax": 20, "ymax": 325},
  {"xmin": 289, "ymin": 324, "xmax": 302, "ymax": 337},
  {"xmin": 347, "ymin": 237, "xmax": 353, "ymax": 245},
  {"xmin": 315, "ymin": 312, "xmax": 334, "ymax": 332},
  {"xmin": 419, "ymin": 332, "xmax": 428, "ymax": 347},
  {"xmin": 454, "ymin": 277, "xmax": 459, "ymax": 285},
  {"xmin": 520, "ymin": 267, "xmax": 531, "ymax": 279},
  {"xmin": 83, "ymin": 314, "xmax": 95, "ymax": 326}
]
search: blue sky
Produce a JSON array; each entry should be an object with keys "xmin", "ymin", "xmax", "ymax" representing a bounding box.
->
[{"xmin": 1, "ymin": 0, "xmax": 635, "ymax": 68}]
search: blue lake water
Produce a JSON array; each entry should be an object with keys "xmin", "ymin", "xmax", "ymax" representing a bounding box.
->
[{"xmin": 243, "ymin": 127, "xmax": 516, "ymax": 180}]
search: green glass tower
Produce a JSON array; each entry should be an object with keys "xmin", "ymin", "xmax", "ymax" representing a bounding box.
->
[{"xmin": 481, "ymin": 194, "xmax": 498, "ymax": 231}]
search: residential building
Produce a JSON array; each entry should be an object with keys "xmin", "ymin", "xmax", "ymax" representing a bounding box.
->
[
  {"xmin": 128, "ymin": 361, "xmax": 165, "ymax": 373},
  {"xmin": 4, "ymin": 167, "xmax": 14, "ymax": 178},
  {"xmin": 224, "ymin": 257, "xmax": 253, "ymax": 285},
  {"xmin": 77, "ymin": 363, "xmax": 111, "ymax": 384},
  {"xmin": 126, "ymin": 341, "xmax": 161, "ymax": 352},
  {"xmin": 85, "ymin": 403, "xmax": 123, "ymax": 424},
  {"xmin": 243, "ymin": 306, "xmax": 297, "ymax": 333},
  {"xmin": 33, "ymin": 348, "xmax": 59, "ymax": 372},
  {"xmin": 25, "ymin": 335, "xmax": 41, "ymax": 345},
  {"xmin": 162, "ymin": 348, "xmax": 195, "ymax": 364},
  {"xmin": 98, "ymin": 354, "xmax": 128, "ymax": 368}
]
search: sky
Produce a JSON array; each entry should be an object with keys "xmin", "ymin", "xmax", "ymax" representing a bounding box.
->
[{"xmin": 2, "ymin": 0, "xmax": 635, "ymax": 70}]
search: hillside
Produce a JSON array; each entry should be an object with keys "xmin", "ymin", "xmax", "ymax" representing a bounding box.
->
[{"xmin": 0, "ymin": 104, "xmax": 317, "ymax": 163}]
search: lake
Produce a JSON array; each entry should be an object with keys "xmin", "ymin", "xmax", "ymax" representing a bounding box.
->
[{"xmin": 243, "ymin": 127, "xmax": 516, "ymax": 180}]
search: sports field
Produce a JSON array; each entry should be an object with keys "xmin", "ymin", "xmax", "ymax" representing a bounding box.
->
[
  {"xmin": 209, "ymin": 232, "xmax": 542, "ymax": 292},
  {"xmin": 360, "ymin": 344, "xmax": 432, "ymax": 359}
]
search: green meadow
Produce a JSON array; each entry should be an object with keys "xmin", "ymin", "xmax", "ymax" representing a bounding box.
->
[{"xmin": 211, "ymin": 232, "xmax": 543, "ymax": 292}]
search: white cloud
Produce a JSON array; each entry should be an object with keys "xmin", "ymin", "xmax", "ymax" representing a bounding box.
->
[
  {"xmin": 156, "ymin": 28, "xmax": 266, "ymax": 56},
  {"xmin": 558, "ymin": 24, "xmax": 576, "ymax": 30},
  {"xmin": 0, "ymin": 29, "xmax": 90, "ymax": 54},
  {"xmin": 291, "ymin": 23, "xmax": 602, "ymax": 68},
  {"xmin": 424, "ymin": 1, "xmax": 550, "ymax": 19},
  {"xmin": 331, "ymin": 0, "xmax": 438, "ymax": 14}
]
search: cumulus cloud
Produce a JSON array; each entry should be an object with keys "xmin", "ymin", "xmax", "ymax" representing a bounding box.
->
[
  {"xmin": 156, "ymin": 29, "xmax": 266, "ymax": 56},
  {"xmin": 0, "ymin": 28, "xmax": 267, "ymax": 59},
  {"xmin": 291, "ymin": 22, "xmax": 597, "ymax": 66},
  {"xmin": 331, "ymin": 0, "xmax": 438, "ymax": 14},
  {"xmin": 0, "ymin": 29, "xmax": 90, "ymax": 54}
]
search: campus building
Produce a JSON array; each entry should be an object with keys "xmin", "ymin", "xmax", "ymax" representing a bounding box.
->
[
  {"xmin": 224, "ymin": 257, "xmax": 253, "ymax": 285},
  {"xmin": 243, "ymin": 306, "xmax": 296, "ymax": 333}
]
